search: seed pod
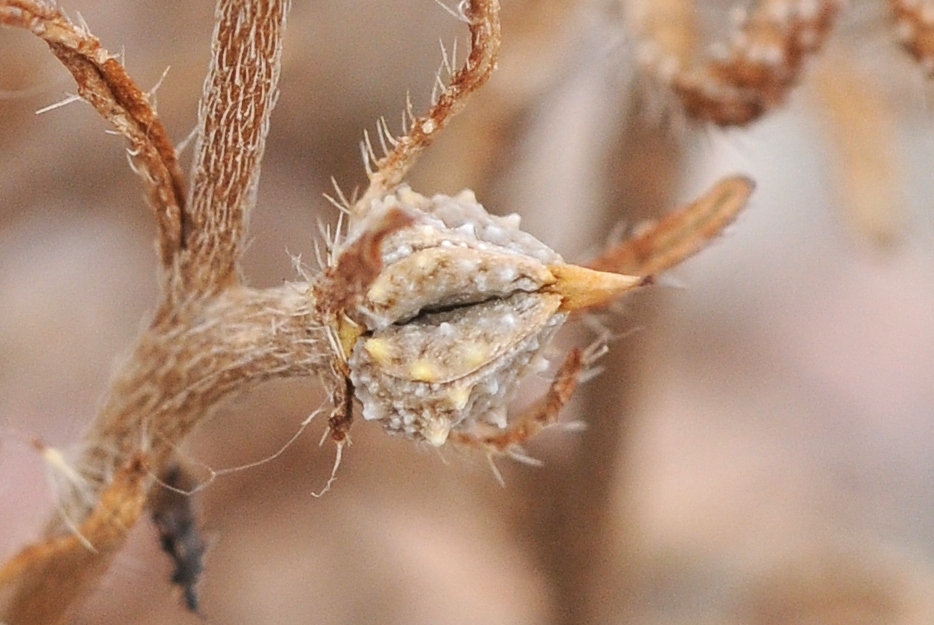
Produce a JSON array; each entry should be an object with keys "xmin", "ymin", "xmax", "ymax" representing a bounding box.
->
[{"xmin": 332, "ymin": 186, "xmax": 640, "ymax": 446}]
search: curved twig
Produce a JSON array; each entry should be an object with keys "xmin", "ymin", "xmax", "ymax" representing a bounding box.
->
[
  {"xmin": 0, "ymin": 283, "xmax": 332, "ymax": 622},
  {"xmin": 78, "ymin": 283, "xmax": 331, "ymax": 506},
  {"xmin": 0, "ymin": 0, "xmax": 186, "ymax": 271},
  {"xmin": 352, "ymin": 0, "xmax": 501, "ymax": 217},
  {"xmin": 0, "ymin": 457, "xmax": 150, "ymax": 625}
]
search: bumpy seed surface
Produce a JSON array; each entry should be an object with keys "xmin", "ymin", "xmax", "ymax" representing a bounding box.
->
[{"xmin": 336, "ymin": 186, "xmax": 570, "ymax": 445}]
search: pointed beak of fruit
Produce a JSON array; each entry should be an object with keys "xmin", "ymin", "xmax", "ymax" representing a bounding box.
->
[{"xmin": 545, "ymin": 263, "xmax": 650, "ymax": 312}]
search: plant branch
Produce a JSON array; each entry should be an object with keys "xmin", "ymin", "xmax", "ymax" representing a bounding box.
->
[
  {"xmin": 77, "ymin": 283, "xmax": 330, "ymax": 510},
  {"xmin": 353, "ymin": 0, "xmax": 501, "ymax": 217},
  {"xmin": 890, "ymin": 0, "xmax": 934, "ymax": 74},
  {"xmin": 0, "ymin": 457, "xmax": 150, "ymax": 625},
  {"xmin": 182, "ymin": 0, "xmax": 291, "ymax": 294},
  {"xmin": 0, "ymin": 0, "xmax": 186, "ymax": 271},
  {"xmin": 0, "ymin": 282, "xmax": 331, "ymax": 623},
  {"xmin": 588, "ymin": 176, "xmax": 754, "ymax": 276},
  {"xmin": 638, "ymin": 0, "xmax": 841, "ymax": 126}
]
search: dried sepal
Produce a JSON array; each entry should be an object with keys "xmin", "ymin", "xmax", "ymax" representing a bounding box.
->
[
  {"xmin": 326, "ymin": 374, "xmax": 355, "ymax": 445},
  {"xmin": 345, "ymin": 187, "xmax": 561, "ymax": 327},
  {"xmin": 0, "ymin": 456, "xmax": 149, "ymax": 625},
  {"xmin": 589, "ymin": 176, "xmax": 754, "ymax": 276},
  {"xmin": 639, "ymin": 0, "xmax": 841, "ymax": 126},
  {"xmin": 326, "ymin": 187, "xmax": 562, "ymax": 445},
  {"xmin": 314, "ymin": 208, "xmax": 415, "ymax": 321},
  {"xmin": 353, "ymin": 0, "xmax": 501, "ymax": 216},
  {"xmin": 0, "ymin": 0, "xmax": 186, "ymax": 270},
  {"xmin": 351, "ymin": 292, "xmax": 566, "ymax": 445},
  {"xmin": 890, "ymin": 0, "xmax": 934, "ymax": 74},
  {"xmin": 448, "ymin": 347, "xmax": 585, "ymax": 455},
  {"xmin": 365, "ymin": 245, "xmax": 556, "ymax": 321},
  {"xmin": 545, "ymin": 264, "xmax": 646, "ymax": 312}
]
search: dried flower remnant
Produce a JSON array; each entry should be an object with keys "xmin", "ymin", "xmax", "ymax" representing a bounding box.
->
[
  {"xmin": 321, "ymin": 175, "xmax": 753, "ymax": 460},
  {"xmin": 150, "ymin": 463, "xmax": 208, "ymax": 614},
  {"xmin": 326, "ymin": 186, "xmax": 644, "ymax": 449}
]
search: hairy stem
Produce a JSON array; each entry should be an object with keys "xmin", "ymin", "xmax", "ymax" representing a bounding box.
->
[
  {"xmin": 183, "ymin": 0, "xmax": 291, "ymax": 294},
  {"xmin": 0, "ymin": 0, "xmax": 186, "ymax": 271},
  {"xmin": 78, "ymin": 283, "xmax": 330, "ymax": 513},
  {"xmin": 0, "ymin": 458, "xmax": 150, "ymax": 625},
  {"xmin": 353, "ymin": 0, "xmax": 501, "ymax": 217},
  {"xmin": 0, "ymin": 283, "xmax": 332, "ymax": 624}
]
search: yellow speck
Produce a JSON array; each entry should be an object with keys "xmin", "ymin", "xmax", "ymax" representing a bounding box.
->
[
  {"xmin": 448, "ymin": 385, "xmax": 471, "ymax": 410},
  {"xmin": 364, "ymin": 337, "xmax": 393, "ymax": 364},
  {"xmin": 337, "ymin": 316, "xmax": 363, "ymax": 360},
  {"xmin": 409, "ymin": 359, "xmax": 437, "ymax": 382},
  {"xmin": 366, "ymin": 277, "xmax": 390, "ymax": 304},
  {"xmin": 461, "ymin": 343, "xmax": 489, "ymax": 368},
  {"xmin": 414, "ymin": 250, "xmax": 433, "ymax": 269},
  {"xmin": 423, "ymin": 418, "xmax": 451, "ymax": 447}
]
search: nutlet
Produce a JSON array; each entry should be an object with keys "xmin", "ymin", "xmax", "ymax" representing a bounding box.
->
[{"xmin": 326, "ymin": 186, "xmax": 642, "ymax": 446}]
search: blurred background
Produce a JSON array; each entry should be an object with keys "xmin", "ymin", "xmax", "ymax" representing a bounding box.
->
[{"xmin": 2, "ymin": 0, "xmax": 934, "ymax": 623}]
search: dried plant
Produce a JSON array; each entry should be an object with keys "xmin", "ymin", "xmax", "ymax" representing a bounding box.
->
[
  {"xmin": 11, "ymin": 0, "xmax": 929, "ymax": 622},
  {"xmin": 626, "ymin": 0, "xmax": 924, "ymax": 248},
  {"xmin": 633, "ymin": 0, "xmax": 842, "ymax": 126}
]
